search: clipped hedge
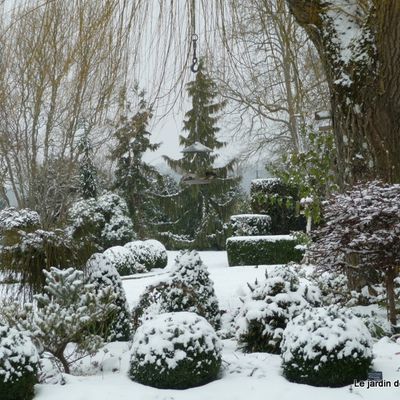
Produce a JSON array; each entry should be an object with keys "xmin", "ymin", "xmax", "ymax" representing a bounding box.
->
[
  {"xmin": 124, "ymin": 239, "xmax": 168, "ymax": 272},
  {"xmin": 250, "ymin": 178, "xmax": 306, "ymax": 234},
  {"xmin": 230, "ymin": 214, "xmax": 271, "ymax": 236},
  {"xmin": 226, "ymin": 235, "xmax": 303, "ymax": 266}
]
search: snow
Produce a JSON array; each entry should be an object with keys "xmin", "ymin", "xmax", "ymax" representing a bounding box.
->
[
  {"xmin": 227, "ymin": 235, "xmax": 294, "ymax": 243},
  {"xmin": 1, "ymin": 251, "xmax": 399, "ymax": 399}
]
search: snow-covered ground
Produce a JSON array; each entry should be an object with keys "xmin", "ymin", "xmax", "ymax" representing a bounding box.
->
[{"xmin": 29, "ymin": 251, "xmax": 400, "ymax": 399}]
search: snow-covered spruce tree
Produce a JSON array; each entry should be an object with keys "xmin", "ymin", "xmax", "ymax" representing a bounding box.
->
[
  {"xmin": 287, "ymin": 1, "xmax": 400, "ymax": 185},
  {"xmin": 78, "ymin": 128, "xmax": 98, "ymax": 200},
  {"xmin": 162, "ymin": 61, "xmax": 240, "ymax": 250},
  {"xmin": 129, "ymin": 312, "xmax": 222, "ymax": 389},
  {"xmin": 0, "ymin": 324, "xmax": 39, "ymax": 400},
  {"xmin": 281, "ymin": 306, "xmax": 373, "ymax": 387},
  {"xmin": 1, "ymin": 267, "xmax": 117, "ymax": 374},
  {"xmin": 110, "ymin": 97, "xmax": 162, "ymax": 238},
  {"xmin": 86, "ymin": 253, "xmax": 132, "ymax": 341},
  {"xmin": 235, "ymin": 266, "xmax": 321, "ymax": 353},
  {"xmin": 308, "ymin": 181, "xmax": 400, "ymax": 329}
]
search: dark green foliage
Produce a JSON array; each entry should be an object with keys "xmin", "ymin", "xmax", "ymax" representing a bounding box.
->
[
  {"xmin": 226, "ymin": 236, "xmax": 303, "ymax": 266},
  {"xmin": 160, "ymin": 62, "xmax": 240, "ymax": 250},
  {"xmin": 110, "ymin": 96, "xmax": 162, "ymax": 238},
  {"xmin": 230, "ymin": 214, "xmax": 271, "ymax": 236},
  {"xmin": 0, "ymin": 228, "xmax": 78, "ymax": 297},
  {"xmin": 281, "ymin": 307, "xmax": 373, "ymax": 387},
  {"xmin": 250, "ymin": 178, "xmax": 306, "ymax": 234},
  {"xmin": 131, "ymin": 280, "xmax": 206, "ymax": 331},
  {"xmin": 78, "ymin": 129, "xmax": 98, "ymax": 200},
  {"xmin": 129, "ymin": 313, "xmax": 222, "ymax": 389},
  {"xmin": 124, "ymin": 240, "xmax": 168, "ymax": 272},
  {"xmin": 283, "ymin": 348, "xmax": 372, "ymax": 387},
  {"xmin": 0, "ymin": 325, "xmax": 38, "ymax": 400},
  {"xmin": 86, "ymin": 253, "xmax": 132, "ymax": 341}
]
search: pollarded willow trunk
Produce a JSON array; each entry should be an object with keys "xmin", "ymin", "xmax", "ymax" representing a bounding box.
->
[{"xmin": 287, "ymin": 0, "xmax": 400, "ymax": 185}]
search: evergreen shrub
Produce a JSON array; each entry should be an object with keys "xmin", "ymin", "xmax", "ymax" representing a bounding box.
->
[
  {"xmin": 129, "ymin": 312, "xmax": 222, "ymax": 389},
  {"xmin": 0, "ymin": 324, "xmax": 39, "ymax": 400},
  {"xmin": 250, "ymin": 178, "xmax": 306, "ymax": 234},
  {"xmin": 230, "ymin": 214, "xmax": 271, "ymax": 236},
  {"xmin": 281, "ymin": 306, "xmax": 373, "ymax": 387},
  {"xmin": 236, "ymin": 266, "xmax": 320, "ymax": 353},
  {"xmin": 226, "ymin": 235, "xmax": 303, "ymax": 266}
]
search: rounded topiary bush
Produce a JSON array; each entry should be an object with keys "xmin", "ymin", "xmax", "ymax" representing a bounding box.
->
[
  {"xmin": 124, "ymin": 239, "xmax": 168, "ymax": 272},
  {"xmin": 235, "ymin": 266, "xmax": 320, "ymax": 353},
  {"xmin": 0, "ymin": 324, "xmax": 39, "ymax": 400},
  {"xmin": 281, "ymin": 306, "xmax": 373, "ymax": 387},
  {"xmin": 103, "ymin": 246, "xmax": 146, "ymax": 276},
  {"xmin": 129, "ymin": 312, "xmax": 222, "ymax": 389},
  {"xmin": 230, "ymin": 214, "xmax": 271, "ymax": 236},
  {"xmin": 86, "ymin": 253, "xmax": 132, "ymax": 341},
  {"xmin": 131, "ymin": 279, "xmax": 207, "ymax": 331},
  {"xmin": 144, "ymin": 239, "xmax": 168, "ymax": 269}
]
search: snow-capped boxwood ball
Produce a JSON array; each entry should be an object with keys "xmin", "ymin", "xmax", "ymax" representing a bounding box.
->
[
  {"xmin": 123, "ymin": 239, "xmax": 168, "ymax": 273},
  {"xmin": 0, "ymin": 324, "xmax": 39, "ymax": 400},
  {"xmin": 103, "ymin": 245, "xmax": 146, "ymax": 276},
  {"xmin": 129, "ymin": 312, "xmax": 222, "ymax": 389},
  {"xmin": 86, "ymin": 253, "xmax": 132, "ymax": 341},
  {"xmin": 230, "ymin": 214, "xmax": 272, "ymax": 236},
  {"xmin": 235, "ymin": 266, "xmax": 321, "ymax": 353},
  {"xmin": 281, "ymin": 306, "xmax": 373, "ymax": 387}
]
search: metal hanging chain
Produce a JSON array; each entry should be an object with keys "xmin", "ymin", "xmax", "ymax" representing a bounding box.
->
[{"xmin": 191, "ymin": 34, "xmax": 199, "ymax": 73}]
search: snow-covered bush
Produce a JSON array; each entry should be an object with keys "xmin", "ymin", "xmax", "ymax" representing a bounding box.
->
[
  {"xmin": 124, "ymin": 239, "xmax": 168, "ymax": 272},
  {"xmin": 236, "ymin": 266, "xmax": 320, "ymax": 353},
  {"xmin": 170, "ymin": 251, "xmax": 220, "ymax": 329},
  {"xmin": 131, "ymin": 279, "xmax": 206, "ymax": 331},
  {"xmin": 103, "ymin": 246, "xmax": 145, "ymax": 276},
  {"xmin": 226, "ymin": 235, "xmax": 303, "ymax": 266},
  {"xmin": 129, "ymin": 312, "xmax": 222, "ymax": 389},
  {"xmin": 0, "ymin": 324, "xmax": 39, "ymax": 400},
  {"xmin": 1, "ymin": 267, "xmax": 117, "ymax": 374},
  {"xmin": 308, "ymin": 181, "xmax": 400, "ymax": 327},
  {"xmin": 86, "ymin": 253, "xmax": 132, "ymax": 341},
  {"xmin": 281, "ymin": 306, "xmax": 373, "ymax": 387},
  {"xmin": 0, "ymin": 228, "xmax": 77, "ymax": 296},
  {"xmin": 230, "ymin": 214, "xmax": 271, "ymax": 236},
  {"xmin": 68, "ymin": 192, "xmax": 135, "ymax": 255},
  {"xmin": 0, "ymin": 207, "xmax": 41, "ymax": 245},
  {"xmin": 250, "ymin": 178, "xmax": 306, "ymax": 234}
]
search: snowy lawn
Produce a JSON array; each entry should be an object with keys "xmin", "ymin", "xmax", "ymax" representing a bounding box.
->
[{"xmin": 30, "ymin": 251, "xmax": 400, "ymax": 399}]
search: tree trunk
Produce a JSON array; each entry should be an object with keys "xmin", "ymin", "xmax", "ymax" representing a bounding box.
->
[
  {"xmin": 385, "ymin": 266, "xmax": 398, "ymax": 331},
  {"xmin": 286, "ymin": 0, "xmax": 400, "ymax": 185}
]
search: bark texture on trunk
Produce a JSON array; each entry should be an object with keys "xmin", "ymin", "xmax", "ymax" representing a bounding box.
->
[{"xmin": 287, "ymin": 0, "xmax": 400, "ymax": 185}]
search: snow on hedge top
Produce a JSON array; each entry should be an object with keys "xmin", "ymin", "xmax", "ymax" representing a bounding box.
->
[
  {"xmin": 250, "ymin": 178, "xmax": 280, "ymax": 191},
  {"xmin": 0, "ymin": 324, "xmax": 39, "ymax": 382},
  {"xmin": 130, "ymin": 312, "xmax": 222, "ymax": 369},
  {"xmin": 0, "ymin": 207, "xmax": 41, "ymax": 231},
  {"xmin": 227, "ymin": 235, "xmax": 294, "ymax": 243},
  {"xmin": 281, "ymin": 306, "xmax": 373, "ymax": 364}
]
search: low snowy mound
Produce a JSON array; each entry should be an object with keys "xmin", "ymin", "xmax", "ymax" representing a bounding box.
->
[
  {"xmin": 129, "ymin": 312, "xmax": 222, "ymax": 389},
  {"xmin": 235, "ymin": 266, "xmax": 320, "ymax": 353},
  {"xmin": 281, "ymin": 306, "xmax": 373, "ymax": 387},
  {"xmin": 103, "ymin": 246, "xmax": 146, "ymax": 276},
  {"xmin": 131, "ymin": 279, "xmax": 207, "ymax": 331},
  {"xmin": 86, "ymin": 253, "xmax": 132, "ymax": 341},
  {"xmin": 124, "ymin": 240, "xmax": 168, "ymax": 272},
  {"xmin": 170, "ymin": 251, "xmax": 221, "ymax": 329},
  {"xmin": 0, "ymin": 324, "xmax": 39, "ymax": 400}
]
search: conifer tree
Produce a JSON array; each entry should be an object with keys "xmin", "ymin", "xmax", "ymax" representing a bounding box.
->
[
  {"xmin": 111, "ymin": 97, "xmax": 161, "ymax": 238},
  {"xmin": 78, "ymin": 129, "xmax": 98, "ymax": 200},
  {"xmin": 162, "ymin": 62, "xmax": 240, "ymax": 250}
]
